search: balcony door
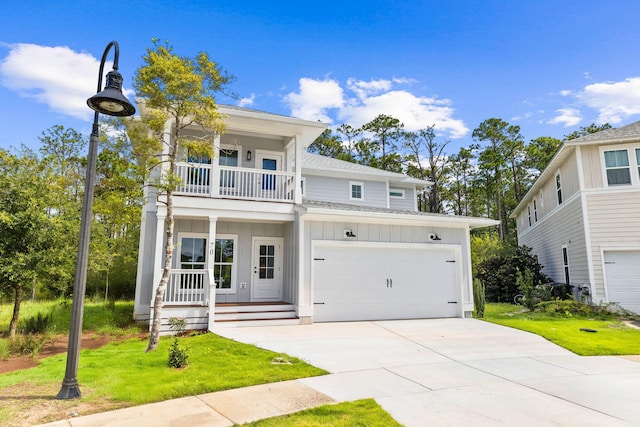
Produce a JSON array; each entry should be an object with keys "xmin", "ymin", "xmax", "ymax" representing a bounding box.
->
[{"xmin": 255, "ymin": 150, "xmax": 283, "ymax": 192}]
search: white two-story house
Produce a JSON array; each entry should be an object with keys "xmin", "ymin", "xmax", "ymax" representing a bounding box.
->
[
  {"xmin": 512, "ymin": 122, "xmax": 640, "ymax": 314},
  {"xmin": 133, "ymin": 105, "xmax": 498, "ymax": 332}
]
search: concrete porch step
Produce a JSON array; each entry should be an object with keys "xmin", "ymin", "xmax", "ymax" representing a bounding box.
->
[{"xmin": 213, "ymin": 302, "xmax": 298, "ymax": 327}]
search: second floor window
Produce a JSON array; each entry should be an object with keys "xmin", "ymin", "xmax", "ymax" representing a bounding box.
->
[
  {"xmin": 350, "ymin": 182, "xmax": 363, "ymax": 200},
  {"xmin": 555, "ymin": 173, "xmax": 563, "ymax": 205},
  {"xmin": 604, "ymin": 149, "xmax": 631, "ymax": 185}
]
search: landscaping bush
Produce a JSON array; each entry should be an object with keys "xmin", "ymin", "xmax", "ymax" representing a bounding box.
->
[
  {"xmin": 167, "ymin": 317, "xmax": 189, "ymax": 368},
  {"xmin": 473, "ymin": 278, "xmax": 485, "ymax": 318},
  {"xmin": 537, "ymin": 300, "xmax": 639, "ymax": 320},
  {"xmin": 19, "ymin": 309, "xmax": 56, "ymax": 334},
  {"xmin": 476, "ymin": 244, "xmax": 549, "ymax": 303}
]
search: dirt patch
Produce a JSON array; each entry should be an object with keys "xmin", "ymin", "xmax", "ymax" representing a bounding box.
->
[
  {"xmin": 0, "ymin": 333, "xmax": 147, "ymax": 426},
  {"xmin": 1, "ymin": 333, "xmax": 145, "ymax": 374}
]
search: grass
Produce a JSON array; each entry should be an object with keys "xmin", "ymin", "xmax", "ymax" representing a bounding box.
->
[
  {"xmin": 482, "ymin": 303, "xmax": 640, "ymax": 356},
  {"xmin": 240, "ymin": 399, "xmax": 402, "ymax": 427},
  {"xmin": 0, "ymin": 299, "xmax": 328, "ymax": 425}
]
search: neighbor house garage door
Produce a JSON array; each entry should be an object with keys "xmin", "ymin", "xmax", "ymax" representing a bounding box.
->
[
  {"xmin": 604, "ymin": 250, "xmax": 640, "ymax": 314},
  {"xmin": 312, "ymin": 241, "xmax": 460, "ymax": 322}
]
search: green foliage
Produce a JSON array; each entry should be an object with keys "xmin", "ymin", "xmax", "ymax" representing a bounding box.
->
[
  {"xmin": 167, "ymin": 337, "xmax": 190, "ymax": 368},
  {"xmin": 18, "ymin": 309, "xmax": 55, "ymax": 334},
  {"xmin": 476, "ymin": 244, "xmax": 549, "ymax": 303},
  {"xmin": 537, "ymin": 300, "xmax": 638, "ymax": 320},
  {"xmin": 473, "ymin": 278, "xmax": 485, "ymax": 318},
  {"xmin": 564, "ymin": 123, "xmax": 612, "ymax": 141},
  {"xmin": 243, "ymin": 399, "xmax": 402, "ymax": 427},
  {"xmin": 483, "ymin": 303, "xmax": 640, "ymax": 356},
  {"xmin": 8, "ymin": 333, "xmax": 51, "ymax": 358}
]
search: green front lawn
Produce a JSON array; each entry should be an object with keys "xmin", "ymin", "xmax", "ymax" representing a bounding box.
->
[
  {"xmin": 240, "ymin": 399, "xmax": 402, "ymax": 427},
  {"xmin": 483, "ymin": 303, "xmax": 640, "ymax": 356}
]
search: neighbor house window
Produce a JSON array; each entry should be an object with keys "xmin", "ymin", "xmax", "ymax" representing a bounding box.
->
[
  {"xmin": 604, "ymin": 149, "xmax": 631, "ymax": 185},
  {"xmin": 636, "ymin": 148, "xmax": 640, "ymax": 179},
  {"xmin": 562, "ymin": 245, "xmax": 570, "ymax": 285},
  {"xmin": 527, "ymin": 205, "xmax": 532, "ymax": 226},
  {"xmin": 214, "ymin": 235, "xmax": 236, "ymax": 292},
  {"xmin": 389, "ymin": 188, "xmax": 405, "ymax": 198},
  {"xmin": 350, "ymin": 182, "xmax": 363, "ymax": 200},
  {"xmin": 300, "ymin": 177, "xmax": 306, "ymax": 197},
  {"xmin": 539, "ymin": 190, "xmax": 544, "ymax": 208},
  {"xmin": 533, "ymin": 199, "xmax": 538, "ymax": 222},
  {"xmin": 555, "ymin": 173, "xmax": 563, "ymax": 205}
]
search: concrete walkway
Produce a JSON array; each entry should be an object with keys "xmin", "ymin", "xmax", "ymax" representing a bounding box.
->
[{"xmin": 39, "ymin": 319, "xmax": 640, "ymax": 426}]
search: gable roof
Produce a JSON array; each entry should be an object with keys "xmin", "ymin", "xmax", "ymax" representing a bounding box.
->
[
  {"xmin": 565, "ymin": 121, "xmax": 640, "ymax": 145},
  {"xmin": 513, "ymin": 120, "xmax": 640, "ymax": 216},
  {"xmin": 302, "ymin": 152, "xmax": 431, "ymax": 187}
]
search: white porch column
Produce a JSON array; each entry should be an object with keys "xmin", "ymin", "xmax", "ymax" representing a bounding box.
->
[
  {"xmin": 150, "ymin": 212, "xmax": 166, "ymax": 307},
  {"xmin": 207, "ymin": 215, "xmax": 218, "ymax": 331},
  {"xmin": 293, "ymin": 135, "xmax": 302, "ymax": 204},
  {"xmin": 296, "ymin": 214, "xmax": 312, "ymax": 323},
  {"xmin": 210, "ymin": 134, "xmax": 221, "ymax": 198}
]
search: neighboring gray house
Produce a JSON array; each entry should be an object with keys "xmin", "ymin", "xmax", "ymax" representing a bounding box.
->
[
  {"xmin": 133, "ymin": 105, "xmax": 497, "ymax": 332},
  {"xmin": 512, "ymin": 122, "xmax": 640, "ymax": 314}
]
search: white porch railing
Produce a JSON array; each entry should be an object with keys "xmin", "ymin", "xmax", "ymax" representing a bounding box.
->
[
  {"xmin": 164, "ymin": 269, "xmax": 208, "ymax": 305},
  {"xmin": 175, "ymin": 163, "xmax": 296, "ymax": 202}
]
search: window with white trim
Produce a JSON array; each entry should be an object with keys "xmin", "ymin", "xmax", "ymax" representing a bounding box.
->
[
  {"xmin": 214, "ymin": 235, "xmax": 237, "ymax": 293},
  {"xmin": 637, "ymin": 148, "xmax": 640, "ymax": 180},
  {"xmin": 527, "ymin": 205, "xmax": 532, "ymax": 226},
  {"xmin": 350, "ymin": 181, "xmax": 363, "ymax": 200},
  {"xmin": 539, "ymin": 190, "xmax": 544, "ymax": 208},
  {"xmin": 300, "ymin": 177, "xmax": 306, "ymax": 197},
  {"xmin": 604, "ymin": 149, "xmax": 631, "ymax": 185},
  {"xmin": 533, "ymin": 199, "xmax": 538, "ymax": 222},
  {"xmin": 555, "ymin": 173, "xmax": 563, "ymax": 205},
  {"xmin": 562, "ymin": 245, "xmax": 570, "ymax": 285},
  {"xmin": 389, "ymin": 188, "xmax": 405, "ymax": 198}
]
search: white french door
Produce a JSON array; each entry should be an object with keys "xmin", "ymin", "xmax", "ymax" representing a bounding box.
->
[{"xmin": 251, "ymin": 237, "xmax": 283, "ymax": 300}]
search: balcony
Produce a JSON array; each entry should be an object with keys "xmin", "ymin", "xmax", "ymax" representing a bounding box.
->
[{"xmin": 175, "ymin": 162, "xmax": 296, "ymax": 202}]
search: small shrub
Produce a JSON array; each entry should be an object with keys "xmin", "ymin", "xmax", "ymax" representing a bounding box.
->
[
  {"xmin": 168, "ymin": 338, "xmax": 189, "ymax": 368},
  {"xmin": 473, "ymin": 278, "xmax": 485, "ymax": 318},
  {"xmin": 537, "ymin": 300, "xmax": 637, "ymax": 320},
  {"xmin": 9, "ymin": 334, "xmax": 50, "ymax": 358},
  {"xmin": 167, "ymin": 317, "xmax": 189, "ymax": 368},
  {"xmin": 19, "ymin": 309, "xmax": 55, "ymax": 334}
]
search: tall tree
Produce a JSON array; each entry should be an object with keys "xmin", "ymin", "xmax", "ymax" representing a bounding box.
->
[
  {"xmin": 444, "ymin": 146, "xmax": 476, "ymax": 216},
  {"xmin": 403, "ymin": 126, "xmax": 450, "ymax": 213},
  {"xmin": 134, "ymin": 39, "xmax": 233, "ymax": 351},
  {"xmin": 472, "ymin": 118, "xmax": 524, "ymax": 241},
  {"xmin": 0, "ymin": 150, "xmax": 52, "ymax": 336},
  {"xmin": 524, "ymin": 136, "xmax": 562, "ymax": 177},
  {"xmin": 308, "ymin": 129, "xmax": 351, "ymax": 160},
  {"xmin": 362, "ymin": 114, "xmax": 404, "ymax": 172}
]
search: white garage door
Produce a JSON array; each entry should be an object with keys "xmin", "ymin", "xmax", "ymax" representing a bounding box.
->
[
  {"xmin": 604, "ymin": 250, "xmax": 640, "ymax": 314},
  {"xmin": 312, "ymin": 242, "xmax": 460, "ymax": 322}
]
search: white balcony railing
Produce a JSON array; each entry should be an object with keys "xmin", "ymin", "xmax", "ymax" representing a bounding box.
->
[
  {"xmin": 164, "ymin": 269, "xmax": 208, "ymax": 305},
  {"xmin": 175, "ymin": 163, "xmax": 296, "ymax": 202}
]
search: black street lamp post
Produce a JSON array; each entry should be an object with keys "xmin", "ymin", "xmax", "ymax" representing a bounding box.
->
[{"xmin": 57, "ymin": 41, "xmax": 135, "ymax": 399}]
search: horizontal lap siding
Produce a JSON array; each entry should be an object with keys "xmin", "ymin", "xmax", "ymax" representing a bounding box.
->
[
  {"xmin": 518, "ymin": 196, "xmax": 588, "ymax": 286},
  {"xmin": 304, "ymin": 175, "xmax": 388, "ymax": 208},
  {"xmin": 586, "ymin": 190, "xmax": 640, "ymax": 299},
  {"xmin": 389, "ymin": 187, "xmax": 416, "ymax": 210}
]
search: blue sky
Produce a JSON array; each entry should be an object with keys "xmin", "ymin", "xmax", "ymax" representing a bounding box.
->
[{"xmin": 1, "ymin": 1, "xmax": 640, "ymax": 154}]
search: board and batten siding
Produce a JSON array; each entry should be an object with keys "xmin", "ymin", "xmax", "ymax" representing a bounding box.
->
[
  {"xmin": 518, "ymin": 195, "xmax": 589, "ymax": 287},
  {"xmin": 300, "ymin": 220, "xmax": 472, "ymax": 312},
  {"xmin": 586, "ymin": 190, "xmax": 640, "ymax": 300},
  {"xmin": 303, "ymin": 175, "xmax": 388, "ymax": 208}
]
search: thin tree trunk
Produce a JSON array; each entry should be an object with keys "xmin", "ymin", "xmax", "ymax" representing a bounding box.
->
[
  {"xmin": 146, "ymin": 190, "xmax": 175, "ymax": 352},
  {"xmin": 9, "ymin": 285, "xmax": 23, "ymax": 338}
]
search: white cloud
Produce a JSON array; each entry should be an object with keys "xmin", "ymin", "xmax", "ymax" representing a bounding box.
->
[
  {"xmin": 0, "ymin": 43, "xmax": 117, "ymax": 121},
  {"xmin": 284, "ymin": 77, "xmax": 468, "ymax": 139},
  {"xmin": 576, "ymin": 77, "xmax": 640, "ymax": 124},
  {"xmin": 238, "ymin": 93, "xmax": 255, "ymax": 107},
  {"xmin": 283, "ymin": 77, "xmax": 344, "ymax": 123},
  {"xmin": 547, "ymin": 108, "xmax": 582, "ymax": 127}
]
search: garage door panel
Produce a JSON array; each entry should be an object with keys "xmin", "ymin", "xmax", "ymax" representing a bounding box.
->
[
  {"xmin": 604, "ymin": 251, "xmax": 640, "ymax": 314},
  {"xmin": 313, "ymin": 242, "xmax": 460, "ymax": 322}
]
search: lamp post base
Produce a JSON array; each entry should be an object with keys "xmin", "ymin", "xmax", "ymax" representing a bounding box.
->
[{"xmin": 56, "ymin": 380, "xmax": 81, "ymax": 400}]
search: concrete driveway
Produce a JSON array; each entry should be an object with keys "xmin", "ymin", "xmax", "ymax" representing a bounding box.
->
[{"xmin": 216, "ymin": 318, "xmax": 640, "ymax": 426}]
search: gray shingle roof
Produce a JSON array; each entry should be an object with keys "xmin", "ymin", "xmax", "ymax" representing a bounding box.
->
[
  {"xmin": 302, "ymin": 152, "xmax": 429, "ymax": 186},
  {"xmin": 567, "ymin": 121, "xmax": 640, "ymax": 144}
]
